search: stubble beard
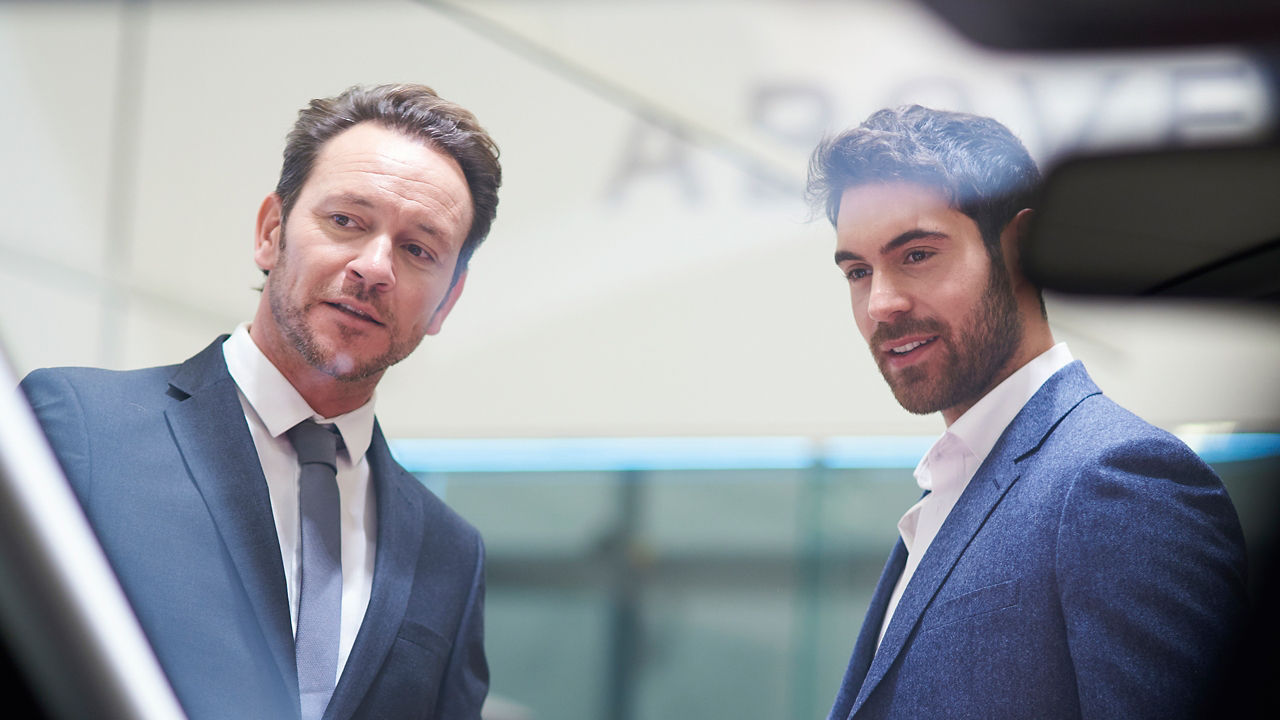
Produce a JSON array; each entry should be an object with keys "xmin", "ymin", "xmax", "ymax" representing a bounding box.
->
[
  {"xmin": 872, "ymin": 262, "xmax": 1023, "ymax": 415},
  {"xmin": 267, "ymin": 232, "xmax": 422, "ymax": 384}
]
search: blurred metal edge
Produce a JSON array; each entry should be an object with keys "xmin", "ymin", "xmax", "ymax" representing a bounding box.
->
[{"xmin": 0, "ymin": 345, "xmax": 186, "ymax": 720}]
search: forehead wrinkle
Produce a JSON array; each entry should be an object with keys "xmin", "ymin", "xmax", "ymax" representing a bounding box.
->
[
  {"xmin": 309, "ymin": 125, "xmax": 475, "ymax": 252},
  {"xmin": 340, "ymin": 146, "xmax": 465, "ymax": 193}
]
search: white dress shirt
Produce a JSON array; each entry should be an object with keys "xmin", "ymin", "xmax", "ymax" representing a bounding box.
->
[
  {"xmin": 223, "ymin": 324, "xmax": 377, "ymax": 682},
  {"xmin": 878, "ymin": 342, "xmax": 1074, "ymax": 645}
]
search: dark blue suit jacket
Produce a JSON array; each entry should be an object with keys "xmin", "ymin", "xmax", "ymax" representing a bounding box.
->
[
  {"xmin": 21, "ymin": 338, "xmax": 487, "ymax": 720},
  {"xmin": 827, "ymin": 361, "xmax": 1247, "ymax": 720}
]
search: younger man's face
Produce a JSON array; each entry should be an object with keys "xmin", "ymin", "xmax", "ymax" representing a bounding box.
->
[{"xmin": 833, "ymin": 181, "xmax": 1022, "ymax": 422}]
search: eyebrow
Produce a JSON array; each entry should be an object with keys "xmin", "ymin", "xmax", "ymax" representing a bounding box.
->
[
  {"xmin": 833, "ymin": 229, "xmax": 947, "ymax": 265},
  {"xmin": 327, "ymin": 192, "xmax": 444, "ymax": 238}
]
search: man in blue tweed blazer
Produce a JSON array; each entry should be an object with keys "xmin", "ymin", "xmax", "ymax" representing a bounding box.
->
[{"xmin": 807, "ymin": 105, "xmax": 1247, "ymax": 719}]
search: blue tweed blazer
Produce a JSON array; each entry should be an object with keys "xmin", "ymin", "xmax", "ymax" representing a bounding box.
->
[
  {"xmin": 827, "ymin": 361, "xmax": 1247, "ymax": 720},
  {"xmin": 22, "ymin": 337, "xmax": 487, "ymax": 720}
]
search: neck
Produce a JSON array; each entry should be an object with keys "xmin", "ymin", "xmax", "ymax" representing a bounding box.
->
[{"xmin": 285, "ymin": 369, "xmax": 379, "ymax": 419}]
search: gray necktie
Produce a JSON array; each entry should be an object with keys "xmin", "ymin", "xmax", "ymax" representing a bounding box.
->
[{"xmin": 286, "ymin": 419, "xmax": 343, "ymax": 720}]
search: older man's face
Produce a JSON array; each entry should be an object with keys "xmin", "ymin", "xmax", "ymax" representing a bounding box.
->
[{"xmin": 253, "ymin": 122, "xmax": 473, "ymax": 384}]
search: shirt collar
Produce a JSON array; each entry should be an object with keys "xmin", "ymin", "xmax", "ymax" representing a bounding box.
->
[
  {"xmin": 222, "ymin": 323, "xmax": 376, "ymax": 463},
  {"xmin": 913, "ymin": 430, "xmax": 972, "ymax": 494},
  {"xmin": 914, "ymin": 342, "xmax": 1074, "ymax": 491}
]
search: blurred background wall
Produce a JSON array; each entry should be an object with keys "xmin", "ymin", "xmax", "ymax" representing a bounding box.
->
[{"xmin": 2, "ymin": 1, "xmax": 1278, "ymax": 718}]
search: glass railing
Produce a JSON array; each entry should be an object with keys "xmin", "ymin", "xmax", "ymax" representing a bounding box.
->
[{"xmin": 392, "ymin": 433, "xmax": 1280, "ymax": 720}]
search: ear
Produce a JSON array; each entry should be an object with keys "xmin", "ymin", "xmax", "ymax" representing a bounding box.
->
[
  {"xmin": 425, "ymin": 269, "xmax": 468, "ymax": 336},
  {"xmin": 1000, "ymin": 208, "xmax": 1035, "ymax": 285},
  {"xmin": 254, "ymin": 193, "xmax": 284, "ymax": 272}
]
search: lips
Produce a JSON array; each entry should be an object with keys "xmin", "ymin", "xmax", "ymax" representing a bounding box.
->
[
  {"xmin": 324, "ymin": 300, "xmax": 384, "ymax": 326},
  {"xmin": 875, "ymin": 333, "xmax": 942, "ymax": 371},
  {"xmin": 870, "ymin": 318, "xmax": 947, "ymax": 369},
  {"xmin": 889, "ymin": 336, "xmax": 937, "ymax": 355}
]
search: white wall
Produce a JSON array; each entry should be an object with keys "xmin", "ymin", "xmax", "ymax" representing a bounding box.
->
[{"xmin": 3, "ymin": 0, "xmax": 1278, "ymax": 438}]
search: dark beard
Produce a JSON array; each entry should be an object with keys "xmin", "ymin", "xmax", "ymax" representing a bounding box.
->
[{"xmin": 871, "ymin": 262, "xmax": 1023, "ymax": 415}]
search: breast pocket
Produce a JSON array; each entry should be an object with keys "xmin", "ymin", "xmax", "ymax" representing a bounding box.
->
[
  {"xmin": 363, "ymin": 621, "xmax": 452, "ymax": 719},
  {"xmin": 922, "ymin": 578, "xmax": 1021, "ymax": 633},
  {"xmin": 397, "ymin": 620, "xmax": 451, "ymax": 657}
]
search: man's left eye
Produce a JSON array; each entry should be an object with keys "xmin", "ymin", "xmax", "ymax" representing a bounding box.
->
[
  {"xmin": 905, "ymin": 250, "xmax": 932, "ymax": 263},
  {"xmin": 404, "ymin": 244, "xmax": 430, "ymax": 260},
  {"xmin": 332, "ymin": 214, "xmax": 354, "ymax": 227}
]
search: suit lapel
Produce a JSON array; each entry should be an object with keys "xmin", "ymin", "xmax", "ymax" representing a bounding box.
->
[
  {"xmin": 849, "ymin": 458, "xmax": 1018, "ymax": 716},
  {"xmin": 164, "ymin": 338, "xmax": 299, "ymax": 708},
  {"xmin": 828, "ymin": 538, "xmax": 907, "ymax": 720},
  {"xmin": 325, "ymin": 424, "xmax": 425, "ymax": 720},
  {"xmin": 847, "ymin": 361, "xmax": 1101, "ymax": 718}
]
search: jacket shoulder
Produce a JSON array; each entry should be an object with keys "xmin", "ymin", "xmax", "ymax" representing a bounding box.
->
[
  {"xmin": 1056, "ymin": 390, "xmax": 1209, "ymax": 470},
  {"xmin": 23, "ymin": 363, "xmax": 180, "ymax": 396}
]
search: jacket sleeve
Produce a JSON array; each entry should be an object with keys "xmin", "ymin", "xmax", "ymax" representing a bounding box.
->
[{"xmin": 1055, "ymin": 432, "xmax": 1247, "ymax": 719}]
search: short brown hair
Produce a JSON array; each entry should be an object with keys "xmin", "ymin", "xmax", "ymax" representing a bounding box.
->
[
  {"xmin": 276, "ymin": 84, "xmax": 502, "ymax": 279},
  {"xmin": 806, "ymin": 105, "xmax": 1039, "ymax": 263}
]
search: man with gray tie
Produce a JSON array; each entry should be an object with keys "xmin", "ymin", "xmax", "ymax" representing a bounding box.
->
[
  {"xmin": 22, "ymin": 83, "xmax": 500, "ymax": 719},
  {"xmin": 808, "ymin": 105, "xmax": 1247, "ymax": 719}
]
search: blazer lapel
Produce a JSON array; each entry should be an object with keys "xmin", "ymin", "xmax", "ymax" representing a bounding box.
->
[
  {"xmin": 847, "ymin": 361, "xmax": 1101, "ymax": 718},
  {"xmin": 164, "ymin": 338, "xmax": 299, "ymax": 707},
  {"xmin": 849, "ymin": 463, "xmax": 1018, "ymax": 717},
  {"xmin": 828, "ymin": 538, "xmax": 907, "ymax": 720},
  {"xmin": 325, "ymin": 423, "xmax": 425, "ymax": 719}
]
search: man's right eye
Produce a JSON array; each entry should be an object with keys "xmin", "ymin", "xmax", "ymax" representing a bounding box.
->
[{"xmin": 846, "ymin": 267, "xmax": 870, "ymax": 281}]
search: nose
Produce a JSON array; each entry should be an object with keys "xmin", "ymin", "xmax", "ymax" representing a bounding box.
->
[
  {"xmin": 348, "ymin": 234, "xmax": 395, "ymax": 290},
  {"xmin": 864, "ymin": 272, "xmax": 911, "ymax": 323}
]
